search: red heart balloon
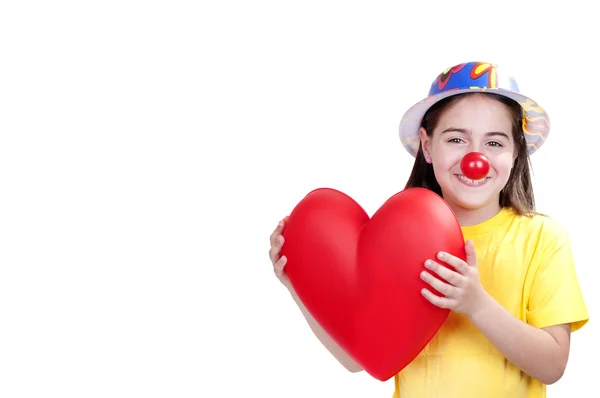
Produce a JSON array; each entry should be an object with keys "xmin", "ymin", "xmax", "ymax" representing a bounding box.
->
[{"xmin": 281, "ymin": 187, "xmax": 466, "ymax": 381}]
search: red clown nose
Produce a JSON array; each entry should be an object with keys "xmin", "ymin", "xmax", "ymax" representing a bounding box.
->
[{"xmin": 460, "ymin": 152, "xmax": 490, "ymax": 180}]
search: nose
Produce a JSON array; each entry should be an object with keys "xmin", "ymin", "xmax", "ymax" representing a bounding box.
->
[{"xmin": 460, "ymin": 152, "xmax": 490, "ymax": 180}]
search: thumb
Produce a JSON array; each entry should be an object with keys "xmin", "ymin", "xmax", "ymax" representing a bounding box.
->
[{"xmin": 465, "ymin": 240, "xmax": 477, "ymax": 267}]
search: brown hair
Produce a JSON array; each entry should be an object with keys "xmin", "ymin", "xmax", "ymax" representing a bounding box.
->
[{"xmin": 404, "ymin": 92, "xmax": 536, "ymax": 216}]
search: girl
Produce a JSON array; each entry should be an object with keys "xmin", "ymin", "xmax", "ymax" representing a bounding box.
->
[{"xmin": 268, "ymin": 61, "xmax": 589, "ymax": 397}]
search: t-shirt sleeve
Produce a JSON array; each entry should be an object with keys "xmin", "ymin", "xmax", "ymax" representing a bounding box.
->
[{"xmin": 526, "ymin": 220, "xmax": 589, "ymax": 332}]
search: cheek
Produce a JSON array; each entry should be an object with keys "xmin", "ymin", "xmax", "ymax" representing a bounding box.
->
[
  {"xmin": 430, "ymin": 145, "xmax": 460, "ymax": 168},
  {"xmin": 490, "ymin": 153, "xmax": 515, "ymax": 178},
  {"xmin": 433, "ymin": 154, "xmax": 462, "ymax": 174}
]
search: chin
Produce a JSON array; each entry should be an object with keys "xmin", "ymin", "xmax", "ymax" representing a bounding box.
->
[
  {"xmin": 442, "ymin": 187, "xmax": 500, "ymax": 212},
  {"xmin": 453, "ymin": 198, "xmax": 495, "ymax": 211}
]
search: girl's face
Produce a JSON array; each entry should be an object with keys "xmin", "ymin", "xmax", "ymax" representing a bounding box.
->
[{"xmin": 420, "ymin": 94, "xmax": 517, "ymax": 215}]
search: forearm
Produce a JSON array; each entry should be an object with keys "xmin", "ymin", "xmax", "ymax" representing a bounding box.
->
[
  {"xmin": 289, "ymin": 288, "xmax": 363, "ymax": 372},
  {"xmin": 468, "ymin": 292, "xmax": 567, "ymax": 384}
]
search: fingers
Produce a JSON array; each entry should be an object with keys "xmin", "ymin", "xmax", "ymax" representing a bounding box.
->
[
  {"xmin": 420, "ymin": 269, "xmax": 457, "ymax": 297},
  {"xmin": 421, "ymin": 288, "xmax": 453, "ymax": 309},
  {"xmin": 436, "ymin": 251, "xmax": 469, "ymax": 275},
  {"xmin": 269, "ymin": 216, "xmax": 290, "ymax": 264},
  {"xmin": 464, "ymin": 240, "xmax": 478, "ymax": 268},
  {"xmin": 424, "ymin": 259, "xmax": 463, "ymax": 287},
  {"xmin": 273, "ymin": 255, "xmax": 287, "ymax": 278},
  {"xmin": 269, "ymin": 219, "xmax": 286, "ymax": 247},
  {"xmin": 269, "ymin": 235, "xmax": 284, "ymax": 264}
]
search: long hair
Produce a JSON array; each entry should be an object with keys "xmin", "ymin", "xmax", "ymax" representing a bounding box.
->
[{"xmin": 404, "ymin": 92, "xmax": 536, "ymax": 216}]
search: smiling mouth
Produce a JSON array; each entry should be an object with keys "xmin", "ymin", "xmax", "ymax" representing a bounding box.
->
[{"xmin": 455, "ymin": 174, "xmax": 491, "ymax": 187}]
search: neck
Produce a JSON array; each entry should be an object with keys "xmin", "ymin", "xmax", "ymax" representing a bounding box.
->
[{"xmin": 448, "ymin": 200, "xmax": 503, "ymax": 227}]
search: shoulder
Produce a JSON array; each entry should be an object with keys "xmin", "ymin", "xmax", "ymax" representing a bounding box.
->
[{"xmin": 511, "ymin": 209, "xmax": 570, "ymax": 251}]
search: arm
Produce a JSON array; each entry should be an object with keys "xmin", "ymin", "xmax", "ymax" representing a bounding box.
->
[
  {"xmin": 467, "ymin": 292, "xmax": 570, "ymax": 384},
  {"xmin": 420, "ymin": 240, "xmax": 576, "ymax": 385},
  {"xmin": 270, "ymin": 218, "xmax": 362, "ymax": 373},
  {"xmin": 470, "ymin": 223, "xmax": 589, "ymax": 384},
  {"xmin": 289, "ymin": 288, "xmax": 363, "ymax": 373}
]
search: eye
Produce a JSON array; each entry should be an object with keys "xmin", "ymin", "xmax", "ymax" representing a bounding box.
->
[
  {"xmin": 487, "ymin": 141, "xmax": 503, "ymax": 147},
  {"xmin": 447, "ymin": 138, "xmax": 464, "ymax": 144}
]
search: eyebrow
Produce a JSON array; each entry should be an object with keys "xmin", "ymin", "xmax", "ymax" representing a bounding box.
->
[{"xmin": 440, "ymin": 127, "xmax": 510, "ymax": 139}]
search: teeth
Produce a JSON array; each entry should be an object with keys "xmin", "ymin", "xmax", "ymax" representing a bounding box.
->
[{"xmin": 457, "ymin": 175, "xmax": 489, "ymax": 186}]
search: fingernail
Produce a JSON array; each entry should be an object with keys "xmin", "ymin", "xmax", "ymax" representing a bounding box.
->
[
  {"xmin": 420, "ymin": 271, "xmax": 427, "ymax": 279},
  {"xmin": 424, "ymin": 260, "xmax": 432, "ymax": 267},
  {"xmin": 437, "ymin": 252, "xmax": 444, "ymax": 259}
]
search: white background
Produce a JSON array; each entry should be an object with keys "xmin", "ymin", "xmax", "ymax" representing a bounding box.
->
[{"xmin": 0, "ymin": 1, "xmax": 598, "ymax": 397}]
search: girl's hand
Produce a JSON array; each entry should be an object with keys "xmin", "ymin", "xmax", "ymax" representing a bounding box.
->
[
  {"xmin": 420, "ymin": 240, "xmax": 489, "ymax": 318},
  {"xmin": 269, "ymin": 216, "xmax": 292, "ymax": 290}
]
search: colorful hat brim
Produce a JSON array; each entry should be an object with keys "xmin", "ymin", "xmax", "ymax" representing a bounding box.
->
[{"xmin": 398, "ymin": 87, "xmax": 550, "ymax": 157}]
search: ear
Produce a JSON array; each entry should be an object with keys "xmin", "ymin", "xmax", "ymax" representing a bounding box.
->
[{"xmin": 419, "ymin": 127, "xmax": 432, "ymax": 158}]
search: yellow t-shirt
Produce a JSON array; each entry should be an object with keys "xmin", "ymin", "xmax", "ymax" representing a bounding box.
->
[{"xmin": 393, "ymin": 206, "xmax": 589, "ymax": 398}]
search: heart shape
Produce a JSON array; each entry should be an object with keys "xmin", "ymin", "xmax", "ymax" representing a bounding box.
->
[{"xmin": 281, "ymin": 187, "xmax": 466, "ymax": 381}]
